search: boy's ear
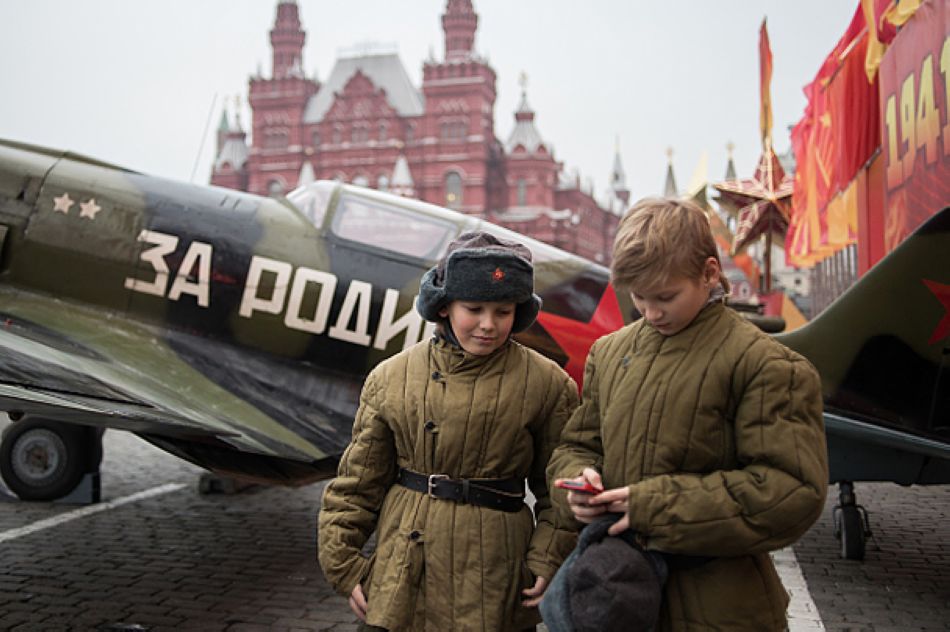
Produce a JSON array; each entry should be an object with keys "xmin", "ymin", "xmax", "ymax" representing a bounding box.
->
[
  {"xmin": 703, "ymin": 256, "xmax": 721, "ymax": 285},
  {"xmin": 438, "ymin": 306, "xmax": 449, "ymax": 318}
]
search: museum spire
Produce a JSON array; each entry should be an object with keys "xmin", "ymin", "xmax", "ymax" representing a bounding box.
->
[
  {"xmin": 270, "ymin": 0, "xmax": 306, "ymax": 78},
  {"xmin": 442, "ymin": 0, "xmax": 478, "ymax": 61}
]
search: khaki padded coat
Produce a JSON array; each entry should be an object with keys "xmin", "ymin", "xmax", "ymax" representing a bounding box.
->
[
  {"xmin": 548, "ymin": 303, "xmax": 828, "ymax": 631},
  {"xmin": 319, "ymin": 337, "xmax": 579, "ymax": 632}
]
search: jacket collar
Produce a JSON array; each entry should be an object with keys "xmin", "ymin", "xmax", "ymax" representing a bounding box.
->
[
  {"xmin": 637, "ymin": 300, "xmax": 727, "ymax": 347},
  {"xmin": 690, "ymin": 299, "xmax": 726, "ymax": 330},
  {"xmin": 430, "ymin": 332, "xmax": 513, "ymax": 373}
]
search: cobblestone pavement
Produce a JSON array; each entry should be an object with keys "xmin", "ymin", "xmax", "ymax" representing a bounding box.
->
[
  {"xmin": 0, "ymin": 424, "xmax": 948, "ymax": 631},
  {"xmin": 795, "ymin": 482, "xmax": 950, "ymax": 631}
]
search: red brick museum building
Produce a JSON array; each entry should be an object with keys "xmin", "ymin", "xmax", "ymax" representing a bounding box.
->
[{"xmin": 211, "ymin": 0, "xmax": 629, "ymax": 263}]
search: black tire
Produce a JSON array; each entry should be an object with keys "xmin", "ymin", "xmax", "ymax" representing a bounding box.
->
[
  {"xmin": 839, "ymin": 505, "xmax": 866, "ymax": 560},
  {"xmin": 0, "ymin": 418, "xmax": 90, "ymax": 500}
]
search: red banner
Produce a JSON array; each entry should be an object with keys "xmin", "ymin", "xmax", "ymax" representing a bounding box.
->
[
  {"xmin": 878, "ymin": 0, "xmax": 950, "ymax": 253},
  {"xmin": 760, "ymin": 19, "xmax": 774, "ymax": 145},
  {"xmin": 786, "ymin": 6, "xmax": 877, "ymax": 266}
]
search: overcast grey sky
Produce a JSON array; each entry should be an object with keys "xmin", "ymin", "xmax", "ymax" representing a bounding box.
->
[{"xmin": 0, "ymin": 0, "xmax": 857, "ymax": 201}]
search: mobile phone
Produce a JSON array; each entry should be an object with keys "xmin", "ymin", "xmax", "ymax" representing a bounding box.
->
[{"xmin": 555, "ymin": 479, "xmax": 601, "ymax": 494}]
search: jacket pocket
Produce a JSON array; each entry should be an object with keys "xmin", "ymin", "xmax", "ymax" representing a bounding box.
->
[{"xmin": 365, "ymin": 529, "xmax": 426, "ymax": 623}]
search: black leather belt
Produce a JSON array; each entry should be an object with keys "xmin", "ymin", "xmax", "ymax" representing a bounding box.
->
[{"xmin": 396, "ymin": 468, "xmax": 525, "ymax": 513}]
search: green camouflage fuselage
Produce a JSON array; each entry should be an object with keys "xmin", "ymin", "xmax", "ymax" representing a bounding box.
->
[{"xmin": 0, "ymin": 138, "xmax": 630, "ymax": 483}]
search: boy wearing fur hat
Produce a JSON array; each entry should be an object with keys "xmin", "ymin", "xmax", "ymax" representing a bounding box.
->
[
  {"xmin": 547, "ymin": 198, "xmax": 828, "ymax": 631},
  {"xmin": 319, "ymin": 231, "xmax": 579, "ymax": 631}
]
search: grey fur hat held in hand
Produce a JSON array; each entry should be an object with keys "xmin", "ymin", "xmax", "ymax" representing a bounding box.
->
[{"xmin": 416, "ymin": 231, "xmax": 541, "ymax": 333}]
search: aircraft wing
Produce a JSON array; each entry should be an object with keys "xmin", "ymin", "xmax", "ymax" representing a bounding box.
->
[
  {"xmin": 778, "ymin": 207, "xmax": 950, "ymax": 486},
  {"xmin": 0, "ymin": 286, "xmax": 325, "ymax": 465},
  {"xmin": 824, "ymin": 412, "xmax": 950, "ymax": 485}
]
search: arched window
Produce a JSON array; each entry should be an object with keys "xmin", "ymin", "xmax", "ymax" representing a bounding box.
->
[
  {"xmin": 264, "ymin": 130, "xmax": 288, "ymax": 150},
  {"xmin": 377, "ymin": 174, "xmax": 390, "ymax": 191},
  {"xmin": 353, "ymin": 174, "xmax": 369, "ymax": 188},
  {"xmin": 440, "ymin": 119, "xmax": 467, "ymax": 142},
  {"xmin": 445, "ymin": 172, "xmax": 462, "ymax": 209},
  {"xmin": 311, "ymin": 130, "xmax": 321, "ymax": 148},
  {"xmin": 352, "ymin": 123, "xmax": 369, "ymax": 144},
  {"xmin": 516, "ymin": 178, "xmax": 527, "ymax": 206},
  {"xmin": 378, "ymin": 122, "xmax": 388, "ymax": 142}
]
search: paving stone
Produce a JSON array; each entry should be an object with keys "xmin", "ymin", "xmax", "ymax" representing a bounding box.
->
[
  {"xmin": 2, "ymin": 424, "xmax": 949, "ymax": 630},
  {"xmin": 794, "ymin": 482, "xmax": 950, "ymax": 632}
]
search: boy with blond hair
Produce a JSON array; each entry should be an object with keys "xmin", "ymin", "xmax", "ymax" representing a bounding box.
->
[{"xmin": 547, "ymin": 197, "xmax": 828, "ymax": 631}]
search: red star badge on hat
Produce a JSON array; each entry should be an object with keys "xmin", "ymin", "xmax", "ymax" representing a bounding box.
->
[
  {"xmin": 923, "ymin": 279, "xmax": 950, "ymax": 344},
  {"xmin": 492, "ymin": 267, "xmax": 505, "ymax": 281},
  {"xmin": 536, "ymin": 287, "xmax": 625, "ymax": 386}
]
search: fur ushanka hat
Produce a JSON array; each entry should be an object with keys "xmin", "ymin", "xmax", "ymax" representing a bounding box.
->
[{"xmin": 416, "ymin": 231, "xmax": 541, "ymax": 333}]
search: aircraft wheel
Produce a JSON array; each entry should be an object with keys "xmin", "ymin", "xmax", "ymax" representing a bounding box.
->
[
  {"xmin": 838, "ymin": 505, "xmax": 866, "ymax": 561},
  {"xmin": 0, "ymin": 418, "xmax": 90, "ymax": 500}
]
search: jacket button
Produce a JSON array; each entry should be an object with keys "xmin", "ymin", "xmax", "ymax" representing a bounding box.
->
[
  {"xmin": 409, "ymin": 530, "xmax": 421, "ymax": 541},
  {"xmin": 431, "ymin": 371, "xmax": 442, "ymax": 380},
  {"xmin": 424, "ymin": 420, "xmax": 436, "ymax": 431}
]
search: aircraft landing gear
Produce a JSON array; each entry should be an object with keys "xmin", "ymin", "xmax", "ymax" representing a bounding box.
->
[
  {"xmin": 832, "ymin": 481, "xmax": 871, "ymax": 560},
  {"xmin": 0, "ymin": 416, "xmax": 103, "ymax": 502}
]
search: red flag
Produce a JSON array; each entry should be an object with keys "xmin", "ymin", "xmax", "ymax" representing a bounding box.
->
[
  {"xmin": 830, "ymin": 30, "xmax": 880, "ymax": 191},
  {"xmin": 862, "ymin": 0, "xmax": 923, "ymax": 80},
  {"xmin": 873, "ymin": 0, "xmax": 899, "ymax": 44},
  {"xmin": 881, "ymin": 0, "xmax": 922, "ymax": 38},
  {"xmin": 786, "ymin": 5, "xmax": 877, "ymax": 264},
  {"xmin": 759, "ymin": 19, "xmax": 774, "ymax": 147},
  {"xmin": 862, "ymin": 0, "xmax": 888, "ymax": 81}
]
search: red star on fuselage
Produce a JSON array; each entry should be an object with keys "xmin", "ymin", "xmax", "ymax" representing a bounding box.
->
[
  {"xmin": 536, "ymin": 287, "xmax": 625, "ymax": 386},
  {"xmin": 923, "ymin": 279, "xmax": 950, "ymax": 344}
]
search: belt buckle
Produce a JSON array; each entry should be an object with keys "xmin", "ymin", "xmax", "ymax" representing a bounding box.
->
[{"xmin": 427, "ymin": 474, "xmax": 449, "ymax": 498}]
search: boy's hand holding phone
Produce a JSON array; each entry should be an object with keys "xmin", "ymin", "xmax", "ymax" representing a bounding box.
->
[
  {"xmin": 555, "ymin": 467, "xmax": 607, "ymax": 524},
  {"xmin": 554, "ymin": 479, "xmax": 601, "ymax": 494}
]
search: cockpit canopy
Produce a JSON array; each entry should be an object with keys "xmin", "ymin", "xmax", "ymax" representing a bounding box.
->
[{"xmin": 287, "ymin": 181, "xmax": 576, "ymax": 266}]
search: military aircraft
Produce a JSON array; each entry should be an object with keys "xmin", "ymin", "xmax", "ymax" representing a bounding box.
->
[
  {"xmin": 0, "ymin": 137, "xmax": 631, "ymax": 500},
  {"xmin": 0, "ymin": 137, "xmax": 947, "ymax": 561}
]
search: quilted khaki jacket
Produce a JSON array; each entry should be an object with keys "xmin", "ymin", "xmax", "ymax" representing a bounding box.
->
[
  {"xmin": 548, "ymin": 303, "xmax": 828, "ymax": 631},
  {"xmin": 318, "ymin": 336, "xmax": 579, "ymax": 632}
]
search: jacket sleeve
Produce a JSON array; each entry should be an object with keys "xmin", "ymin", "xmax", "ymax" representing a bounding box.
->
[
  {"xmin": 546, "ymin": 336, "xmax": 607, "ymax": 525},
  {"xmin": 525, "ymin": 371, "xmax": 579, "ymax": 580},
  {"xmin": 626, "ymin": 347, "xmax": 829, "ymax": 556},
  {"xmin": 317, "ymin": 370, "xmax": 397, "ymax": 596}
]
